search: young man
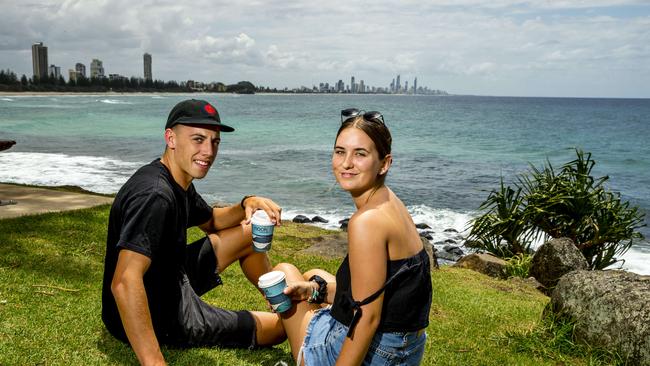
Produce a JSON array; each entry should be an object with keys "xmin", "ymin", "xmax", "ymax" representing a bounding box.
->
[{"xmin": 101, "ymin": 99, "xmax": 285, "ymax": 365}]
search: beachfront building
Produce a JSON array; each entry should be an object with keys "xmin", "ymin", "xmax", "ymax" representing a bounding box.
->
[
  {"xmin": 90, "ymin": 59, "xmax": 105, "ymax": 79},
  {"xmin": 68, "ymin": 69, "xmax": 76, "ymax": 82},
  {"xmin": 143, "ymin": 53, "xmax": 152, "ymax": 81},
  {"xmin": 359, "ymin": 80, "xmax": 365, "ymax": 93},
  {"xmin": 31, "ymin": 42, "xmax": 48, "ymax": 80},
  {"xmin": 76, "ymin": 63, "xmax": 86, "ymax": 78},
  {"xmin": 413, "ymin": 77, "xmax": 417, "ymax": 95},
  {"xmin": 49, "ymin": 64, "xmax": 61, "ymax": 79}
]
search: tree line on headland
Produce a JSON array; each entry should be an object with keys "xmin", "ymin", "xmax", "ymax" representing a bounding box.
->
[{"xmin": 0, "ymin": 69, "xmax": 257, "ymax": 94}]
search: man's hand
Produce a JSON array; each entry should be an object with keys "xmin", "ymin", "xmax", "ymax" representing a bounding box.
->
[{"xmin": 241, "ymin": 196, "xmax": 282, "ymax": 226}]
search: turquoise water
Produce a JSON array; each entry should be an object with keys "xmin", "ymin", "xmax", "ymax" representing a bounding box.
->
[{"xmin": 1, "ymin": 94, "xmax": 648, "ymax": 273}]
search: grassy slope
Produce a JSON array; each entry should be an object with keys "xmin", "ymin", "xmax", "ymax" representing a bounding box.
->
[{"xmin": 0, "ymin": 205, "xmax": 592, "ymax": 365}]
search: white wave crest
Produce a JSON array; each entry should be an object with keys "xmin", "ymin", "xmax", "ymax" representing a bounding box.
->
[
  {"xmin": 97, "ymin": 99, "xmax": 132, "ymax": 105},
  {"xmin": 1, "ymin": 97, "xmax": 14, "ymax": 101},
  {"xmin": 0, "ymin": 152, "xmax": 142, "ymax": 194}
]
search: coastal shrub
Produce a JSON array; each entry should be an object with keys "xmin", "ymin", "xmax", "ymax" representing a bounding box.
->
[
  {"xmin": 467, "ymin": 149, "xmax": 645, "ymax": 270},
  {"xmin": 466, "ymin": 178, "xmax": 532, "ymax": 258},
  {"xmin": 504, "ymin": 253, "xmax": 533, "ymax": 278}
]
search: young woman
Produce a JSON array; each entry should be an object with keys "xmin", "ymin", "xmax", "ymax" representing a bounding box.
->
[{"xmin": 275, "ymin": 108, "xmax": 432, "ymax": 365}]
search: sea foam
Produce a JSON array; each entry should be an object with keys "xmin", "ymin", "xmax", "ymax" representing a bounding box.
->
[
  {"xmin": 0, "ymin": 152, "xmax": 141, "ymax": 194},
  {"xmin": 97, "ymin": 99, "xmax": 133, "ymax": 105}
]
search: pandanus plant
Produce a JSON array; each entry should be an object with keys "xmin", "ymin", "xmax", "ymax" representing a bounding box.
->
[{"xmin": 467, "ymin": 149, "xmax": 645, "ymax": 270}]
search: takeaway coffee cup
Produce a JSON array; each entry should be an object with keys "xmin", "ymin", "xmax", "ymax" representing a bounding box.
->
[
  {"xmin": 258, "ymin": 271, "xmax": 292, "ymax": 313},
  {"xmin": 251, "ymin": 210, "xmax": 275, "ymax": 252}
]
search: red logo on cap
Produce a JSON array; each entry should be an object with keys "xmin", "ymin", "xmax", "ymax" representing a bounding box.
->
[{"xmin": 204, "ymin": 104, "xmax": 216, "ymax": 115}]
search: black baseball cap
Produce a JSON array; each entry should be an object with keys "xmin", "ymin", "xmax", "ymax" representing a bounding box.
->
[{"xmin": 165, "ymin": 99, "xmax": 235, "ymax": 132}]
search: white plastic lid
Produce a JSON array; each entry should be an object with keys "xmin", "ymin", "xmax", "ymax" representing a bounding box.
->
[
  {"xmin": 251, "ymin": 210, "xmax": 273, "ymax": 225},
  {"xmin": 258, "ymin": 270, "xmax": 286, "ymax": 288}
]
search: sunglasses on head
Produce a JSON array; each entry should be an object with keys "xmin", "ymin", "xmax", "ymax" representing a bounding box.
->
[{"xmin": 340, "ymin": 108, "xmax": 385, "ymax": 125}]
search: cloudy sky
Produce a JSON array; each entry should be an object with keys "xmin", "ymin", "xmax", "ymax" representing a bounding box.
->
[{"xmin": 2, "ymin": 0, "xmax": 649, "ymax": 97}]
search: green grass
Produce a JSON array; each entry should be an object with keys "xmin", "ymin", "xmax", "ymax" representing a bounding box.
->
[{"xmin": 0, "ymin": 204, "xmax": 616, "ymax": 365}]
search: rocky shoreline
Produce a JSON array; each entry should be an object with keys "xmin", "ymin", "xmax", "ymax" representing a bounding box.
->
[{"xmin": 290, "ymin": 213, "xmax": 470, "ymax": 265}]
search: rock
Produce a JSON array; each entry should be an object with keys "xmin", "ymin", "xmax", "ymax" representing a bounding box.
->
[
  {"xmin": 419, "ymin": 231, "xmax": 433, "ymax": 240},
  {"xmin": 292, "ymin": 215, "xmax": 312, "ymax": 223},
  {"xmin": 530, "ymin": 237, "xmax": 588, "ymax": 292},
  {"xmin": 443, "ymin": 245, "xmax": 464, "ymax": 256},
  {"xmin": 311, "ymin": 215, "xmax": 329, "ymax": 223},
  {"xmin": 550, "ymin": 270, "xmax": 650, "ymax": 364},
  {"xmin": 443, "ymin": 239, "xmax": 457, "ymax": 244},
  {"xmin": 444, "ymin": 228, "xmax": 458, "ymax": 233},
  {"xmin": 453, "ymin": 253, "xmax": 507, "ymax": 279},
  {"xmin": 422, "ymin": 238, "xmax": 439, "ymax": 271},
  {"xmin": 416, "ymin": 223, "xmax": 431, "ymax": 230},
  {"xmin": 339, "ymin": 218, "xmax": 349, "ymax": 230},
  {"xmin": 436, "ymin": 249, "xmax": 463, "ymax": 262}
]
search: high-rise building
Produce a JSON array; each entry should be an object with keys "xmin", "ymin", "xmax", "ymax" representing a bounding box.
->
[
  {"xmin": 350, "ymin": 76, "xmax": 356, "ymax": 93},
  {"xmin": 90, "ymin": 59, "xmax": 105, "ymax": 78},
  {"xmin": 413, "ymin": 77, "xmax": 418, "ymax": 95},
  {"xmin": 359, "ymin": 80, "xmax": 365, "ymax": 93},
  {"xmin": 75, "ymin": 63, "xmax": 86, "ymax": 78},
  {"xmin": 143, "ymin": 53, "xmax": 152, "ymax": 81},
  {"xmin": 68, "ymin": 69, "xmax": 77, "ymax": 82},
  {"xmin": 49, "ymin": 64, "xmax": 61, "ymax": 79},
  {"xmin": 32, "ymin": 42, "xmax": 48, "ymax": 80},
  {"xmin": 396, "ymin": 74, "xmax": 401, "ymax": 92},
  {"xmin": 405, "ymin": 81, "xmax": 408, "ymax": 94}
]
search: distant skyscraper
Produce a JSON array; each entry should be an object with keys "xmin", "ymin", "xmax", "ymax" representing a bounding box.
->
[
  {"xmin": 68, "ymin": 69, "xmax": 77, "ymax": 82},
  {"xmin": 405, "ymin": 81, "xmax": 408, "ymax": 94},
  {"xmin": 143, "ymin": 53, "xmax": 152, "ymax": 81},
  {"xmin": 413, "ymin": 77, "xmax": 418, "ymax": 95},
  {"xmin": 390, "ymin": 78, "xmax": 395, "ymax": 93},
  {"xmin": 359, "ymin": 80, "xmax": 365, "ymax": 93},
  {"xmin": 75, "ymin": 63, "xmax": 86, "ymax": 78},
  {"xmin": 351, "ymin": 76, "xmax": 355, "ymax": 93},
  {"xmin": 31, "ymin": 42, "xmax": 48, "ymax": 80},
  {"xmin": 396, "ymin": 74, "xmax": 401, "ymax": 92},
  {"xmin": 90, "ymin": 59, "xmax": 105, "ymax": 78},
  {"xmin": 49, "ymin": 64, "xmax": 61, "ymax": 79}
]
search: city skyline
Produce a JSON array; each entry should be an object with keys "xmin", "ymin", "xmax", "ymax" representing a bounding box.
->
[
  {"xmin": 25, "ymin": 41, "xmax": 440, "ymax": 94},
  {"xmin": 3, "ymin": 1, "xmax": 650, "ymax": 98}
]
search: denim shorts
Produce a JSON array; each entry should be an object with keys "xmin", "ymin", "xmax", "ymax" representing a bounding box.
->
[{"xmin": 301, "ymin": 307, "xmax": 426, "ymax": 366}]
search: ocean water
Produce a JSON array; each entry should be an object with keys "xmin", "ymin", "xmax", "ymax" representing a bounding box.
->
[{"xmin": 1, "ymin": 94, "xmax": 648, "ymax": 274}]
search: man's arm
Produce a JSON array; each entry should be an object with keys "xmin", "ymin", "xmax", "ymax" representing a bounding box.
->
[
  {"xmin": 111, "ymin": 249, "xmax": 166, "ymax": 366},
  {"xmin": 199, "ymin": 195, "xmax": 282, "ymax": 233}
]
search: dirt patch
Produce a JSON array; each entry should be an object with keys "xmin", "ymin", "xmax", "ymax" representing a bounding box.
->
[{"xmin": 299, "ymin": 232, "xmax": 348, "ymax": 258}]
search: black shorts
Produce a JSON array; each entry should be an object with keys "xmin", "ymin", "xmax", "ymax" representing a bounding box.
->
[{"xmin": 164, "ymin": 236, "xmax": 257, "ymax": 349}]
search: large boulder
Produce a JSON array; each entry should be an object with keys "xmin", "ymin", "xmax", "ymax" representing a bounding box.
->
[
  {"xmin": 550, "ymin": 270, "xmax": 650, "ymax": 365},
  {"xmin": 453, "ymin": 253, "xmax": 507, "ymax": 279},
  {"xmin": 422, "ymin": 238, "xmax": 439, "ymax": 271},
  {"xmin": 530, "ymin": 237, "xmax": 588, "ymax": 291}
]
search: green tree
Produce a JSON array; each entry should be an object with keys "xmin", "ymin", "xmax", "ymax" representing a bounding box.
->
[{"xmin": 467, "ymin": 149, "xmax": 646, "ymax": 270}]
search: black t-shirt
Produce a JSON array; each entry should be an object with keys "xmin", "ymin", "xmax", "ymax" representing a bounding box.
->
[
  {"xmin": 101, "ymin": 159, "xmax": 213, "ymax": 341},
  {"xmin": 330, "ymin": 248, "xmax": 432, "ymax": 333}
]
